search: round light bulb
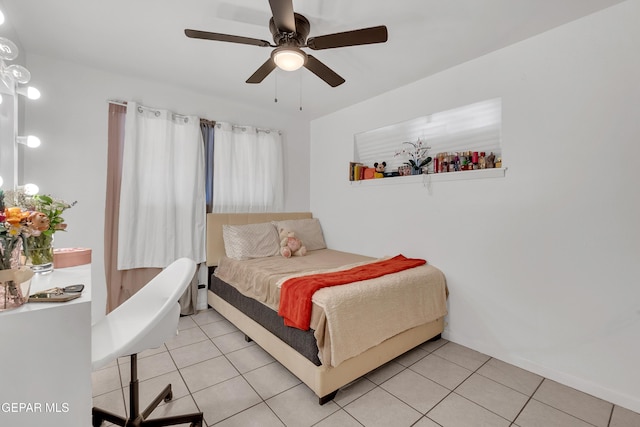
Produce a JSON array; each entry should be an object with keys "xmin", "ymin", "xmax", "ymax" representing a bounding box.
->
[
  {"xmin": 18, "ymin": 86, "xmax": 41, "ymax": 100},
  {"xmin": 26, "ymin": 86, "xmax": 40, "ymax": 99},
  {"xmin": 23, "ymin": 183, "xmax": 39, "ymax": 196},
  {"xmin": 26, "ymin": 135, "xmax": 41, "ymax": 148},
  {"xmin": 272, "ymin": 48, "xmax": 306, "ymax": 71}
]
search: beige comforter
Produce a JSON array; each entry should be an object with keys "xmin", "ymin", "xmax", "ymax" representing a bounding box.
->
[{"xmin": 214, "ymin": 249, "xmax": 448, "ymax": 367}]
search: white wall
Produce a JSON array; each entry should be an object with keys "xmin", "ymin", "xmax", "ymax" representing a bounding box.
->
[
  {"xmin": 310, "ymin": 0, "xmax": 640, "ymax": 413},
  {"xmin": 21, "ymin": 54, "xmax": 311, "ymax": 323}
]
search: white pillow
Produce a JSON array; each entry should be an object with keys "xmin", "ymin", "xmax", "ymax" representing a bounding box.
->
[
  {"xmin": 272, "ymin": 218, "xmax": 327, "ymax": 251},
  {"xmin": 222, "ymin": 223, "xmax": 280, "ymax": 260}
]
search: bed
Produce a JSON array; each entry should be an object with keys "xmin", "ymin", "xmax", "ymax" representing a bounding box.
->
[{"xmin": 206, "ymin": 212, "xmax": 448, "ymax": 404}]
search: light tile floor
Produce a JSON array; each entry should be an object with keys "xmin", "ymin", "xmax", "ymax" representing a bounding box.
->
[{"xmin": 92, "ymin": 308, "xmax": 640, "ymax": 427}]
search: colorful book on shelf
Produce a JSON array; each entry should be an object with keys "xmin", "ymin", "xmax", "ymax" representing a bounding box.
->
[
  {"xmin": 363, "ymin": 168, "xmax": 375, "ymax": 180},
  {"xmin": 349, "ymin": 162, "xmax": 364, "ymax": 181},
  {"xmin": 349, "ymin": 162, "xmax": 359, "ymax": 181}
]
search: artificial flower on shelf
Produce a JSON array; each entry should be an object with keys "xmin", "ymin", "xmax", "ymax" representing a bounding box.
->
[{"xmin": 394, "ymin": 138, "xmax": 433, "ymax": 175}]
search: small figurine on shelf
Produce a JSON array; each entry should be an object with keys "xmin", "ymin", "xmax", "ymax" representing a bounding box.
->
[
  {"xmin": 373, "ymin": 162, "xmax": 386, "ymax": 178},
  {"xmin": 486, "ymin": 152, "xmax": 495, "ymax": 169},
  {"xmin": 479, "ymin": 152, "xmax": 486, "ymax": 169}
]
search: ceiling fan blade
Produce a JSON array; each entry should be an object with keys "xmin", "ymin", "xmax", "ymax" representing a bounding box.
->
[
  {"xmin": 307, "ymin": 25, "xmax": 388, "ymax": 50},
  {"xmin": 185, "ymin": 29, "xmax": 271, "ymax": 47},
  {"xmin": 246, "ymin": 58, "xmax": 277, "ymax": 84},
  {"xmin": 304, "ymin": 55, "xmax": 345, "ymax": 87},
  {"xmin": 268, "ymin": 0, "xmax": 296, "ymax": 33}
]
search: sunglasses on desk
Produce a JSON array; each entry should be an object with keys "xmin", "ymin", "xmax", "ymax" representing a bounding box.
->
[{"xmin": 30, "ymin": 284, "xmax": 84, "ymax": 299}]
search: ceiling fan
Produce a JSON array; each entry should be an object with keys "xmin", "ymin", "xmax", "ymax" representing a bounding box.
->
[{"xmin": 184, "ymin": 0, "xmax": 388, "ymax": 87}]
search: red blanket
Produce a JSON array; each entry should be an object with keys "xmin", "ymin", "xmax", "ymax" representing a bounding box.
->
[{"xmin": 278, "ymin": 254, "xmax": 426, "ymax": 330}]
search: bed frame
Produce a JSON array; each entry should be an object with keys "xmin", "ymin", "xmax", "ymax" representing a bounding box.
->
[{"xmin": 206, "ymin": 212, "xmax": 444, "ymax": 404}]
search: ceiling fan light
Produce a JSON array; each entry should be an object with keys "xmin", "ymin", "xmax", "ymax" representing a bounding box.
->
[{"xmin": 273, "ymin": 48, "xmax": 306, "ymax": 71}]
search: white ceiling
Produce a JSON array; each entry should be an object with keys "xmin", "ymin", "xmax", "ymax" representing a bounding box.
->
[{"xmin": 0, "ymin": 0, "xmax": 625, "ymax": 119}]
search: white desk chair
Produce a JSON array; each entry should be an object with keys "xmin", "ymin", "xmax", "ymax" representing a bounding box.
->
[{"xmin": 91, "ymin": 258, "xmax": 204, "ymax": 427}]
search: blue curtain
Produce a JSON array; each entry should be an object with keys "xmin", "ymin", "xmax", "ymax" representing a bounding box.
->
[{"xmin": 200, "ymin": 120, "xmax": 215, "ymax": 213}]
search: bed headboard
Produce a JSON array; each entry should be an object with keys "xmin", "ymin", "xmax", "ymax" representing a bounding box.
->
[{"xmin": 206, "ymin": 212, "xmax": 313, "ymax": 266}]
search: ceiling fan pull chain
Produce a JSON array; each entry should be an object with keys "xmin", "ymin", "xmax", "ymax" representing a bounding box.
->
[
  {"xmin": 299, "ymin": 72, "xmax": 303, "ymax": 111},
  {"xmin": 274, "ymin": 71, "xmax": 278, "ymax": 103}
]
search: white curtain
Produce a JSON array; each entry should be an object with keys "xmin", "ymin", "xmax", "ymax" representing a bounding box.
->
[
  {"xmin": 213, "ymin": 122, "xmax": 284, "ymax": 212},
  {"xmin": 117, "ymin": 102, "xmax": 206, "ymax": 269}
]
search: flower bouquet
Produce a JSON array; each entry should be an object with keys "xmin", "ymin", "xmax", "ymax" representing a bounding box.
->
[
  {"xmin": 0, "ymin": 190, "xmax": 40, "ymax": 309},
  {"xmin": 24, "ymin": 194, "xmax": 75, "ymax": 272},
  {"xmin": 1, "ymin": 189, "xmax": 75, "ymax": 274}
]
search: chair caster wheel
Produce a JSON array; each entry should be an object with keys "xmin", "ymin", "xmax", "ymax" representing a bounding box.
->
[{"xmin": 164, "ymin": 390, "xmax": 173, "ymax": 402}]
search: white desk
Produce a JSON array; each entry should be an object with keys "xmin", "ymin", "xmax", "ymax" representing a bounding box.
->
[{"xmin": 0, "ymin": 264, "xmax": 92, "ymax": 427}]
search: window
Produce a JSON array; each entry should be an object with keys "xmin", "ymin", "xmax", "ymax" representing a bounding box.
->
[
  {"xmin": 354, "ymin": 98, "xmax": 502, "ymax": 174},
  {"xmin": 212, "ymin": 122, "xmax": 284, "ymax": 212}
]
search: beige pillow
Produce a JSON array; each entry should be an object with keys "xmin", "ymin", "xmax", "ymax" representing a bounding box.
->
[
  {"xmin": 273, "ymin": 218, "xmax": 327, "ymax": 251},
  {"xmin": 222, "ymin": 222, "xmax": 280, "ymax": 260}
]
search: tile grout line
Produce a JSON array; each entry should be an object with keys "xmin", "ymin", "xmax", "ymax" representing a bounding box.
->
[
  {"xmin": 403, "ymin": 341, "xmax": 466, "ymax": 424},
  {"xmin": 528, "ymin": 380, "xmax": 608, "ymax": 427},
  {"xmin": 116, "ymin": 357, "xmax": 127, "ymax": 424},
  {"xmin": 165, "ymin": 327, "xmax": 210, "ymax": 426},
  {"xmin": 424, "ymin": 353, "xmax": 521, "ymax": 425},
  {"xmin": 188, "ymin": 319, "xmax": 246, "ymax": 426},
  {"xmin": 510, "ymin": 378, "xmax": 544, "ymax": 425},
  {"xmin": 472, "ymin": 366, "xmax": 538, "ymax": 398},
  {"xmin": 607, "ymin": 404, "xmax": 614, "ymax": 427},
  {"xmin": 333, "ymin": 341, "xmax": 448, "ymax": 422},
  {"xmin": 433, "ymin": 347, "xmax": 610, "ymax": 427},
  {"xmin": 193, "ymin": 317, "xmax": 292, "ymax": 426}
]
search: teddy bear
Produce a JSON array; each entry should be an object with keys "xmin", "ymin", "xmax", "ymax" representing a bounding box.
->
[
  {"xmin": 279, "ymin": 228, "xmax": 307, "ymax": 258},
  {"xmin": 373, "ymin": 161, "xmax": 386, "ymax": 178}
]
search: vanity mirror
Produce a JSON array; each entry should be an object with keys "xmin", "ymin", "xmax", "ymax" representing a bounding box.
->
[{"xmin": 0, "ymin": 11, "xmax": 42, "ymax": 192}]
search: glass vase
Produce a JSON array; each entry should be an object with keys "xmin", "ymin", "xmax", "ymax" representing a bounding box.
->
[
  {"xmin": 0, "ymin": 267, "xmax": 34, "ymax": 311},
  {"xmin": 24, "ymin": 234, "xmax": 54, "ymax": 274},
  {"xmin": 0, "ymin": 236, "xmax": 23, "ymax": 270}
]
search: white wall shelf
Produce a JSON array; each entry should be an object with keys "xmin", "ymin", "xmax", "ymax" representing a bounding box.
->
[{"xmin": 349, "ymin": 167, "xmax": 507, "ymax": 186}]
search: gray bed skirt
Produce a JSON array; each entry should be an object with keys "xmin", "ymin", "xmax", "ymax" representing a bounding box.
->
[{"xmin": 208, "ymin": 269, "xmax": 322, "ymax": 366}]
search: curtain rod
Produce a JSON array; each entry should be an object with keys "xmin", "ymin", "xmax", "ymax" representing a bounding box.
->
[
  {"xmin": 107, "ymin": 100, "xmax": 277, "ymax": 134},
  {"xmin": 217, "ymin": 122, "xmax": 282, "ymax": 135},
  {"xmin": 108, "ymin": 99, "xmax": 128, "ymax": 107},
  {"xmin": 107, "ymin": 99, "xmax": 193, "ymax": 122}
]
